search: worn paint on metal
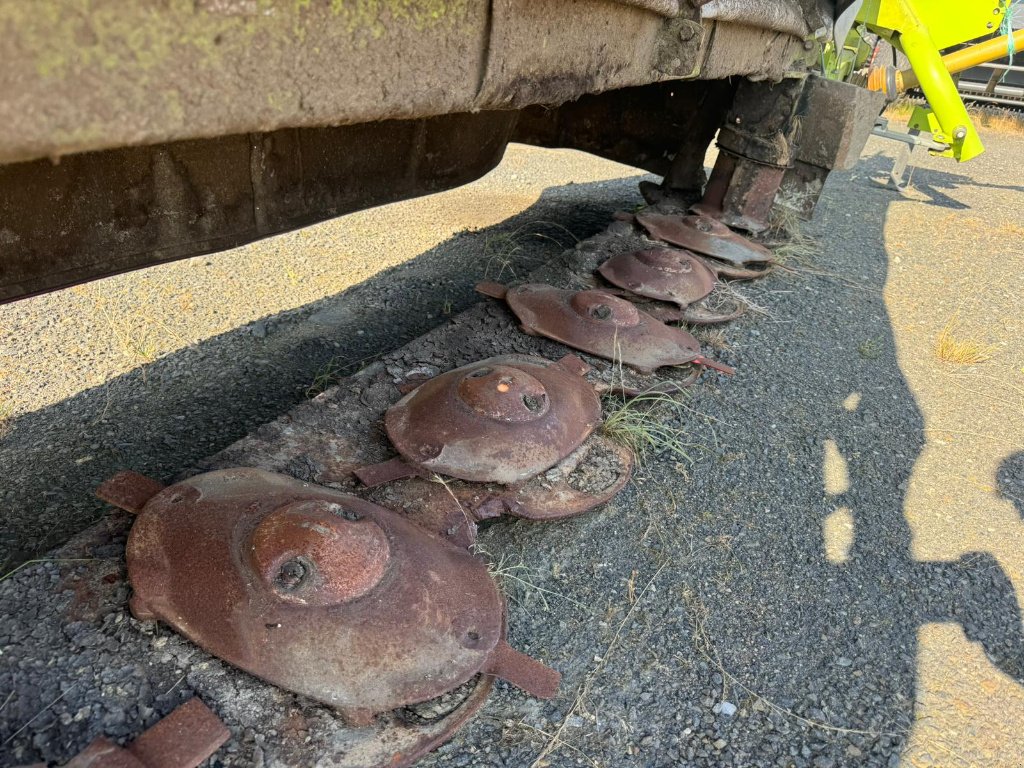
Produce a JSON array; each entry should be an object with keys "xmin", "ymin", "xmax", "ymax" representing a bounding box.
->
[
  {"xmin": 597, "ymin": 248, "xmax": 751, "ymax": 323},
  {"xmin": 488, "ymin": 283, "xmax": 732, "ymax": 374},
  {"xmin": 64, "ymin": 698, "xmax": 229, "ymax": 768},
  {"xmin": 598, "ymin": 248, "xmax": 717, "ymax": 308},
  {"xmin": 107, "ymin": 468, "xmax": 559, "ymax": 725},
  {"xmin": 635, "ymin": 211, "xmax": 774, "ymax": 268},
  {"xmin": 385, "ymin": 355, "xmax": 601, "ymax": 485},
  {"xmin": 692, "ymin": 153, "xmax": 787, "ymax": 234}
]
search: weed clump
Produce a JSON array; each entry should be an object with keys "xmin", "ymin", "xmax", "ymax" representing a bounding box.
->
[
  {"xmin": 935, "ymin": 317, "xmax": 996, "ymax": 365},
  {"xmin": 601, "ymin": 391, "xmax": 699, "ymax": 467}
]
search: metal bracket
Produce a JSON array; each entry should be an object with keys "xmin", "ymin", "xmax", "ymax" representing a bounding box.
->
[
  {"xmin": 871, "ymin": 123, "xmax": 947, "ymax": 151},
  {"xmin": 65, "ymin": 698, "xmax": 229, "ymax": 768}
]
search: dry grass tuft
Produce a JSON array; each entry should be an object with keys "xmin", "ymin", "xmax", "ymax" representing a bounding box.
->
[
  {"xmin": 709, "ymin": 281, "xmax": 771, "ymax": 318},
  {"xmin": 883, "ymin": 98, "xmax": 917, "ymax": 122},
  {"xmin": 765, "ymin": 202, "xmax": 819, "ymax": 268},
  {"xmin": 477, "ymin": 547, "xmax": 585, "ymax": 612},
  {"xmin": 693, "ymin": 327, "xmax": 731, "ymax": 352},
  {"xmin": 935, "ymin": 317, "xmax": 996, "ymax": 365},
  {"xmin": 858, "ymin": 336, "xmax": 884, "ymax": 360},
  {"xmin": 601, "ymin": 392, "xmax": 699, "ymax": 468},
  {"xmin": 0, "ymin": 395, "xmax": 12, "ymax": 437},
  {"xmin": 761, "ymin": 210, "xmax": 870, "ymax": 290},
  {"xmin": 766, "ymin": 202, "xmax": 805, "ymax": 242},
  {"xmin": 306, "ymin": 357, "xmax": 347, "ymax": 397},
  {"xmin": 996, "ymin": 221, "xmax": 1024, "ymax": 239},
  {"xmin": 602, "ymin": 388, "xmax": 726, "ymax": 472},
  {"xmin": 482, "ymin": 220, "xmax": 580, "ymax": 280},
  {"xmin": 973, "ymin": 108, "xmax": 1024, "ymax": 133},
  {"xmin": 771, "ymin": 231, "xmax": 821, "ymax": 268},
  {"xmin": 884, "ymin": 99, "xmax": 1024, "ymax": 134},
  {"xmin": 763, "ymin": 201, "xmax": 821, "ymax": 269}
]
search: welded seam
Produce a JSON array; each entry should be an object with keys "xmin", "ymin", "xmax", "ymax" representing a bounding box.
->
[
  {"xmin": 247, "ymin": 133, "xmax": 267, "ymax": 234},
  {"xmin": 474, "ymin": 0, "xmax": 496, "ymax": 103},
  {"xmin": 698, "ymin": 19, "xmax": 719, "ymax": 75}
]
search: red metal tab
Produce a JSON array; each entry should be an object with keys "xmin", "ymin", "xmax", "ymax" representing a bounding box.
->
[
  {"xmin": 64, "ymin": 698, "xmax": 228, "ymax": 768},
  {"xmin": 128, "ymin": 699, "xmax": 230, "ymax": 768},
  {"xmin": 486, "ymin": 641, "xmax": 561, "ymax": 700},
  {"xmin": 554, "ymin": 353, "xmax": 591, "ymax": 377},
  {"xmin": 354, "ymin": 456, "xmax": 421, "ymax": 488},
  {"xmin": 474, "ymin": 281, "xmax": 508, "ymax": 299},
  {"xmin": 65, "ymin": 738, "xmax": 146, "ymax": 768},
  {"xmin": 96, "ymin": 471, "xmax": 165, "ymax": 514}
]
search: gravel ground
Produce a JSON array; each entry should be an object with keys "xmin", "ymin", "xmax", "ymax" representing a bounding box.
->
[
  {"xmin": 2, "ymin": 129, "xmax": 1023, "ymax": 768},
  {"xmin": 0, "ymin": 146, "xmax": 644, "ymax": 570}
]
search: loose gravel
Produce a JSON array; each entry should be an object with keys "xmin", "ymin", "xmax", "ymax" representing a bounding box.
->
[
  {"xmin": 0, "ymin": 147, "xmax": 643, "ymax": 570},
  {"xmin": 2, "ymin": 131, "xmax": 1023, "ymax": 768}
]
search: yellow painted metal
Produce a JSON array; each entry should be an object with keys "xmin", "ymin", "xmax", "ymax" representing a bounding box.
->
[
  {"xmin": 901, "ymin": 28, "xmax": 1024, "ymax": 90},
  {"xmin": 907, "ymin": 105, "xmax": 944, "ymax": 135},
  {"xmin": 858, "ymin": 0, "xmax": 1004, "ymax": 161},
  {"xmin": 861, "ymin": 0, "xmax": 1006, "ymax": 50}
]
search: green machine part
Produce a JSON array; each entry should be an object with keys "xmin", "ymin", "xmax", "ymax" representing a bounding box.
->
[
  {"xmin": 822, "ymin": 31, "xmax": 874, "ymax": 82},
  {"xmin": 857, "ymin": 0, "xmax": 1009, "ymax": 162}
]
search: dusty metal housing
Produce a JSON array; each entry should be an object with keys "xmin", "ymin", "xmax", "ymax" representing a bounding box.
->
[
  {"xmin": 478, "ymin": 282, "xmax": 732, "ymax": 375},
  {"xmin": 1, "ymin": 2, "xmax": 823, "ymax": 304},
  {"xmin": 383, "ymin": 354, "xmax": 602, "ymax": 485},
  {"xmin": 691, "ymin": 151, "xmax": 787, "ymax": 233},
  {"xmin": 635, "ymin": 210, "xmax": 774, "ymax": 270},
  {"xmin": 99, "ymin": 468, "xmax": 560, "ymax": 729}
]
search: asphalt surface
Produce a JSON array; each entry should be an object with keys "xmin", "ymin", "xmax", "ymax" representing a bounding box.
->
[{"xmin": 2, "ymin": 130, "xmax": 1023, "ymax": 767}]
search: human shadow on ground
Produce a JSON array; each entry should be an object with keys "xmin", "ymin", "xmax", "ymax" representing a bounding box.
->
[
  {"xmin": 862, "ymin": 149, "xmax": 1024, "ymax": 209},
  {"xmin": 660, "ymin": 151, "xmax": 1024, "ymax": 761},
  {"xmin": 998, "ymin": 452, "xmax": 1024, "ymax": 518},
  {"xmin": 442, "ymin": 150, "xmax": 1024, "ymax": 767},
  {"xmin": 0, "ymin": 177, "xmax": 645, "ymax": 571}
]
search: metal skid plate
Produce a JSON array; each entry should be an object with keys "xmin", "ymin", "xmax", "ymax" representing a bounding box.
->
[
  {"xmin": 100, "ymin": 468, "xmax": 559, "ymax": 729},
  {"xmin": 500, "ymin": 283, "xmax": 729, "ymax": 374},
  {"xmin": 635, "ymin": 210, "xmax": 774, "ymax": 269},
  {"xmin": 598, "ymin": 248, "xmax": 717, "ymax": 309},
  {"xmin": 385, "ymin": 355, "xmax": 601, "ymax": 485}
]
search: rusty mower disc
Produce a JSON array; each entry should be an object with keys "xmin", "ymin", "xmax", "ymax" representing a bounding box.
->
[
  {"xmin": 367, "ymin": 431, "xmax": 634, "ymax": 525},
  {"xmin": 597, "ymin": 248, "xmax": 717, "ymax": 309},
  {"xmin": 636, "ymin": 211, "xmax": 774, "ymax": 269},
  {"xmin": 384, "ymin": 355, "xmax": 601, "ymax": 485},
  {"xmin": 504, "ymin": 433, "xmax": 635, "ymax": 520},
  {"xmin": 501, "ymin": 284, "xmax": 729, "ymax": 375},
  {"xmin": 105, "ymin": 468, "xmax": 559, "ymax": 730}
]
